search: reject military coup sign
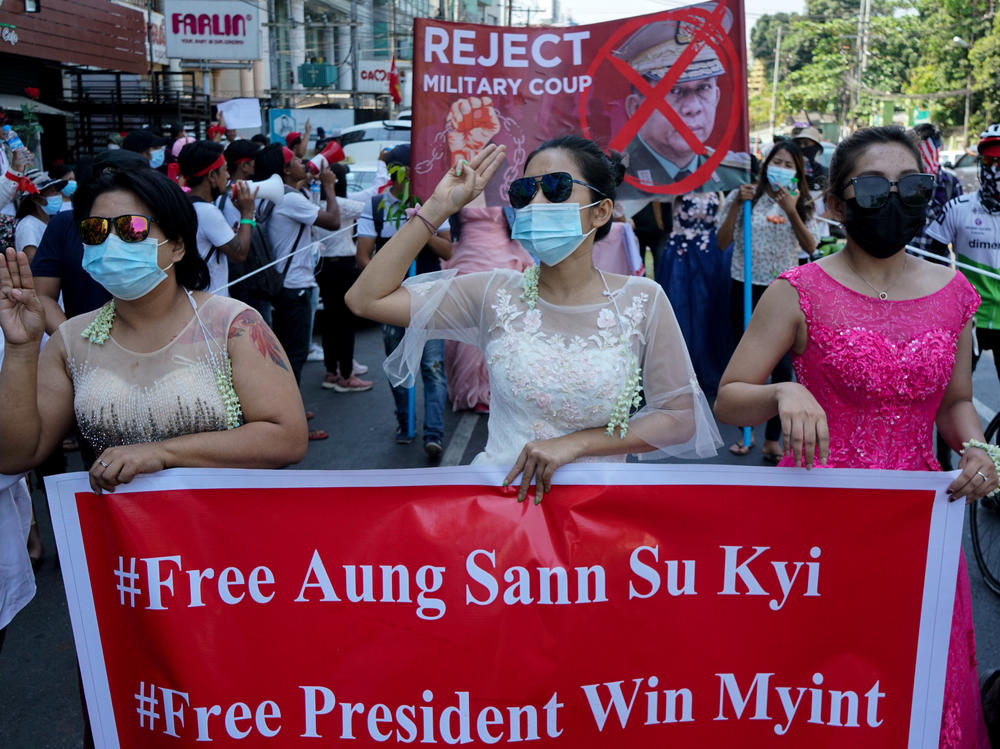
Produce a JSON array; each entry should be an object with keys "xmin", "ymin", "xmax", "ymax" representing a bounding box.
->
[
  {"xmin": 47, "ymin": 464, "xmax": 960, "ymax": 747},
  {"xmin": 411, "ymin": 1, "xmax": 751, "ymax": 206}
]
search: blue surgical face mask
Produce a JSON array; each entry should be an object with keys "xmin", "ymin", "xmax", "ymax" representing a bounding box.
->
[
  {"xmin": 511, "ymin": 201, "xmax": 598, "ymax": 267},
  {"xmin": 149, "ymin": 148, "xmax": 165, "ymax": 169},
  {"xmin": 766, "ymin": 165, "xmax": 797, "ymax": 191},
  {"xmin": 43, "ymin": 196, "xmax": 63, "ymax": 215},
  {"xmin": 82, "ymin": 234, "xmax": 173, "ymax": 300},
  {"xmin": 62, "ymin": 180, "xmax": 77, "ymax": 198}
]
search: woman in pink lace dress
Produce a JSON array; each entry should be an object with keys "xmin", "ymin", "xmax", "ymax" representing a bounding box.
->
[
  {"xmin": 442, "ymin": 198, "xmax": 532, "ymax": 412},
  {"xmin": 715, "ymin": 126, "xmax": 991, "ymax": 747}
]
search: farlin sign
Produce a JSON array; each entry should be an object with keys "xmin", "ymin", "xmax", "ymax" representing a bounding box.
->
[{"xmin": 164, "ymin": 0, "xmax": 261, "ymax": 60}]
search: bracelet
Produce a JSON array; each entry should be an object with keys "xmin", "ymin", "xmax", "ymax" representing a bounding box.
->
[
  {"xmin": 239, "ymin": 218, "xmax": 256, "ymax": 227},
  {"xmin": 961, "ymin": 440, "xmax": 1000, "ymax": 497},
  {"xmin": 410, "ymin": 211, "xmax": 436, "ymax": 234}
]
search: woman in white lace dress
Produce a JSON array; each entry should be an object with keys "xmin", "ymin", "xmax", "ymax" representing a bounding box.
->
[{"xmin": 348, "ymin": 136, "xmax": 720, "ymax": 501}]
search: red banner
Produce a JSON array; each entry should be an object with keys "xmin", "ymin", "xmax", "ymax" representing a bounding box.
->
[
  {"xmin": 46, "ymin": 465, "xmax": 962, "ymax": 748},
  {"xmin": 411, "ymin": 2, "xmax": 750, "ymax": 205}
]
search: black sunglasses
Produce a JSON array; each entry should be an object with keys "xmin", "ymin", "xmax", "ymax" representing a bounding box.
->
[
  {"xmin": 508, "ymin": 172, "xmax": 608, "ymax": 210},
  {"xmin": 845, "ymin": 174, "xmax": 934, "ymax": 210},
  {"xmin": 79, "ymin": 215, "xmax": 159, "ymax": 245}
]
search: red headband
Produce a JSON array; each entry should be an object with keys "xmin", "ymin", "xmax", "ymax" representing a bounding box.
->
[
  {"xmin": 191, "ymin": 154, "xmax": 226, "ymax": 177},
  {"xmin": 282, "ymin": 147, "xmax": 296, "ymax": 165}
]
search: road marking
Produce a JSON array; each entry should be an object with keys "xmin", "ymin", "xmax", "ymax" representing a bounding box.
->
[{"xmin": 442, "ymin": 412, "xmax": 479, "ymax": 466}]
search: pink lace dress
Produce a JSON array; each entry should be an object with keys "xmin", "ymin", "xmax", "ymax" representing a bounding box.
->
[{"xmin": 779, "ymin": 262, "xmax": 989, "ymax": 747}]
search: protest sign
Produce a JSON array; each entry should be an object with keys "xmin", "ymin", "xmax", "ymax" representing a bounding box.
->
[
  {"xmin": 411, "ymin": 1, "xmax": 750, "ymax": 205},
  {"xmin": 46, "ymin": 464, "xmax": 961, "ymax": 747}
]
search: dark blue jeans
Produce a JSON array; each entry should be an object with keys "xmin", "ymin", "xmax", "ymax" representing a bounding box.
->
[{"xmin": 381, "ymin": 324, "xmax": 446, "ymax": 443}]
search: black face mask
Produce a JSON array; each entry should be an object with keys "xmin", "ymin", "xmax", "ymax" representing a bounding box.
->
[
  {"xmin": 800, "ymin": 143, "xmax": 821, "ymax": 162},
  {"xmin": 844, "ymin": 193, "xmax": 926, "ymax": 259}
]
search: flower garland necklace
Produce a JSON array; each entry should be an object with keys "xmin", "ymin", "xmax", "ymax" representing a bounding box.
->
[
  {"xmin": 80, "ymin": 295, "xmax": 243, "ymax": 430},
  {"xmin": 520, "ymin": 265, "xmax": 642, "ymax": 439}
]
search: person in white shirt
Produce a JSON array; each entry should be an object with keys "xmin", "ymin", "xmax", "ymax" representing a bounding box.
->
[
  {"xmin": 178, "ymin": 141, "xmax": 256, "ymax": 297},
  {"xmin": 13, "ymin": 171, "xmax": 68, "ymax": 262},
  {"xmin": 252, "ymin": 144, "xmax": 340, "ymax": 390}
]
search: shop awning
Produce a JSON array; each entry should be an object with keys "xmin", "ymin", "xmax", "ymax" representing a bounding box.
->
[{"xmin": 0, "ymin": 95, "xmax": 70, "ymax": 117}]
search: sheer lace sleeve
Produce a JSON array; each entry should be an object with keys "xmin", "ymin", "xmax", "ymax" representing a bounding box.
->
[
  {"xmin": 629, "ymin": 283, "xmax": 722, "ymax": 459},
  {"xmin": 384, "ymin": 269, "xmax": 510, "ymax": 387}
]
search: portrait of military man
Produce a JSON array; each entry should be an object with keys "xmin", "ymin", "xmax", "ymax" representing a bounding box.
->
[{"xmin": 614, "ymin": 3, "xmax": 750, "ymax": 199}]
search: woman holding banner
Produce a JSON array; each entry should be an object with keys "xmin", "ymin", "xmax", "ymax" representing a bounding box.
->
[
  {"xmin": 716, "ymin": 139, "xmax": 820, "ymax": 460},
  {"xmin": 347, "ymin": 136, "xmax": 720, "ymax": 502},
  {"xmin": 0, "ymin": 168, "xmax": 308, "ymax": 494},
  {"xmin": 714, "ymin": 126, "xmax": 990, "ymax": 746}
]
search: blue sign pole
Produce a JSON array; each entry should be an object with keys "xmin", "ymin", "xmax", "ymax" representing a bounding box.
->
[{"xmin": 742, "ymin": 199, "xmax": 752, "ymax": 449}]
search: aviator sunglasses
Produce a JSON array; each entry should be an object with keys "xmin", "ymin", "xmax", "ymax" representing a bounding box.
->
[
  {"xmin": 507, "ymin": 172, "xmax": 608, "ymax": 210},
  {"xmin": 78, "ymin": 214, "xmax": 160, "ymax": 245},
  {"xmin": 845, "ymin": 174, "xmax": 934, "ymax": 210}
]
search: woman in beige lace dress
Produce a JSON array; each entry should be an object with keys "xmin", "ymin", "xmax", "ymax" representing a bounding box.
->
[{"xmin": 0, "ymin": 168, "xmax": 306, "ymax": 493}]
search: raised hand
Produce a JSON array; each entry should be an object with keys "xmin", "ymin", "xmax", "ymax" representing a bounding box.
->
[
  {"xmin": 446, "ymin": 97, "xmax": 501, "ymax": 166},
  {"xmin": 232, "ymin": 180, "xmax": 257, "ymax": 217},
  {"xmin": 0, "ymin": 248, "xmax": 45, "ymax": 347},
  {"xmin": 427, "ymin": 143, "xmax": 506, "ymax": 217}
]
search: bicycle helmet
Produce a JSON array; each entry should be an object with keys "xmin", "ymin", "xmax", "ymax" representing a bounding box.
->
[
  {"xmin": 978, "ymin": 123, "xmax": 1000, "ymax": 155},
  {"xmin": 979, "ymin": 123, "xmax": 1000, "ymax": 213}
]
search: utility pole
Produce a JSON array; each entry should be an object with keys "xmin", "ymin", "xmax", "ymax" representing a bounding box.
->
[
  {"xmin": 768, "ymin": 26, "xmax": 782, "ymax": 140},
  {"xmin": 351, "ymin": 0, "xmax": 359, "ymax": 115},
  {"xmin": 268, "ymin": 0, "xmax": 280, "ymax": 106},
  {"xmin": 852, "ymin": 0, "xmax": 872, "ymax": 127}
]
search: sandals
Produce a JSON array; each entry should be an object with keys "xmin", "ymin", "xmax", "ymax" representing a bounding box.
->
[{"xmin": 729, "ymin": 436, "xmax": 755, "ymax": 456}]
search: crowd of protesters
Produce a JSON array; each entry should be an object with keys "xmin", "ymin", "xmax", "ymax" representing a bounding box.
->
[{"xmin": 2, "ymin": 113, "xmax": 1000, "ymax": 745}]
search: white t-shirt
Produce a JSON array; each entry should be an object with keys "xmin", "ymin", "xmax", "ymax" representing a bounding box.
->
[
  {"xmin": 0, "ymin": 327, "xmax": 37, "ymax": 630},
  {"xmin": 926, "ymin": 190, "xmax": 1000, "ymax": 328},
  {"xmin": 268, "ymin": 189, "xmax": 319, "ymax": 289},
  {"xmin": 14, "ymin": 214, "xmax": 46, "ymax": 253},
  {"xmin": 192, "ymin": 201, "xmax": 236, "ymax": 297},
  {"xmin": 315, "ymin": 196, "xmax": 365, "ymax": 258}
]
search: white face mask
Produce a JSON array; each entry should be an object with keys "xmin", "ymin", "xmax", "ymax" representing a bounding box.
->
[{"xmin": 511, "ymin": 201, "xmax": 599, "ymax": 266}]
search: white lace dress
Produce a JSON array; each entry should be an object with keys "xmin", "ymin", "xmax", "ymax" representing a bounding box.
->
[{"xmin": 386, "ymin": 269, "xmax": 721, "ymax": 465}]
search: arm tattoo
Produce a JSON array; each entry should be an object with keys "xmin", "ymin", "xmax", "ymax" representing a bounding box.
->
[{"xmin": 229, "ymin": 310, "xmax": 290, "ymax": 371}]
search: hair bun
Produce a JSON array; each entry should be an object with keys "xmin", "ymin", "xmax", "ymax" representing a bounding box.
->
[{"xmin": 606, "ymin": 150, "xmax": 627, "ymax": 188}]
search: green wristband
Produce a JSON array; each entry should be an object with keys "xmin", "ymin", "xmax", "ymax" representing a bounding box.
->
[{"xmin": 240, "ymin": 218, "xmax": 256, "ymax": 227}]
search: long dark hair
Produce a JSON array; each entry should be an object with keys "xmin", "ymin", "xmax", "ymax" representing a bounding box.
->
[
  {"xmin": 753, "ymin": 140, "xmax": 814, "ymax": 222},
  {"xmin": 827, "ymin": 126, "xmax": 922, "ymax": 202},
  {"xmin": 74, "ymin": 168, "xmax": 209, "ymax": 291},
  {"xmin": 523, "ymin": 135, "xmax": 625, "ymax": 241}
]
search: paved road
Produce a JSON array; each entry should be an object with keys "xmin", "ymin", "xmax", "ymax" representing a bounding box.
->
[{"xmin": 1, "ymin": 322, "xmax": 999, "ymax": 746}]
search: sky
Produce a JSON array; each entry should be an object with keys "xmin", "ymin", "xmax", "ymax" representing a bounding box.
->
[{"xmin": 564, "ymin": 0, "xmax": 806, "ymax": 33}]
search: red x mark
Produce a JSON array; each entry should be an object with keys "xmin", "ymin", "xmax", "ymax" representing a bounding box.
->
[{"xmin": 607, "ymin": 2, "xmax": 730, "ymax": 157}]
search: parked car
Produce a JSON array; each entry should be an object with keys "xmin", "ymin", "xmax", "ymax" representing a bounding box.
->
[
  {"xmin": 344, "ymin": 161, "xmax": 388, "ymax": 199},
  {"xmin": 944, "ymin": 151, "xmax": 981, "ymax": 193},
  {"xmin": 340, "ymin": 120, "xmax": 411, "ymax": 164}
]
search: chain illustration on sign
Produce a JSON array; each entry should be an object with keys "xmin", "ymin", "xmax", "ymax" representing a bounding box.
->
[{"xmin": 414, "ymin": 96, "xmax": 526, "ymax": 200}]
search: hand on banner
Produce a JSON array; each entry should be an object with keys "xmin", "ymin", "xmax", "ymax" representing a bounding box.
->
[
  {"xmin": 446, "ymin": 97, "xmax": 501, "ymax": 167},
  {"xmin": 90, "ymin": 443, "xmax": 167, "ymax": 494},
  {"xmin": 948, "ymin": 446, "xmax": 998, "ymax": 503},
  {"xmin": 503, "ymin": 435, "xmax": 582, "ymax": 504},
  {"xmin": 775, "ymin": 382, "xmax": 829, "ymax": 469},
  {"xmin": 427, "ymin": 143, "xmax": 506, "ymax": 217},
  {"xmin": 0, "ymin": 248, "xmax": 45, "ymax": 347}
]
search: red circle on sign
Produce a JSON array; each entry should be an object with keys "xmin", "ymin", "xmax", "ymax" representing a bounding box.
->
[{"xmin": 579, "ymin": 5, "xmax": 744, "ymax": 196}]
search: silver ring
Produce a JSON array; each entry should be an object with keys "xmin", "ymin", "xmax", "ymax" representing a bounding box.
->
[
  {"xmin": 976, "ymin": 471, "xmax": 988, "ymax": 483},
  {"xmin": 98, "ymin": 459, "xmax": 109, "ymax": 468}
]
